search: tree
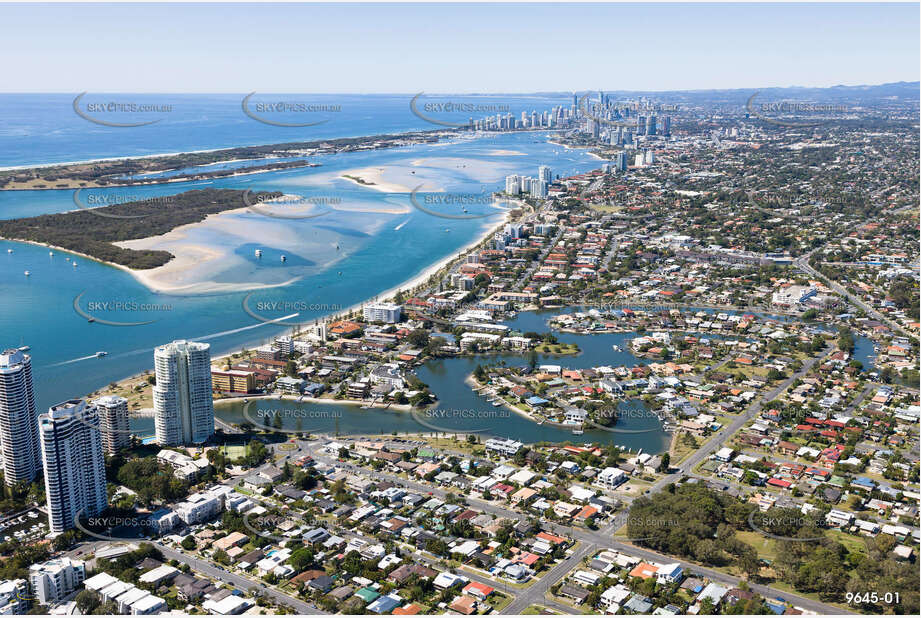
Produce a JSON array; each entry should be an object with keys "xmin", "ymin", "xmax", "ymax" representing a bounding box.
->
[
  {"xmin": 75, "ymin": 590, "xmax": 100, "ymax": 614},
  {"xmin": 657, "ymin": 453, "xmax": 671, "ymax": 473},
  {"xmin": 180, "ymin": 535, "xmax": 196, "ymax": 551}
]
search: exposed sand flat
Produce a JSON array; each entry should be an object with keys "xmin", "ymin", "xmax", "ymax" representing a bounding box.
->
[
  {"xmin": 338, "ymin": 167, "xmax": 415, "ymax": 193},
  {"xmin": 484, "ymin": 149, "xmax": 526, "ymax": 156},
  {"xmin": 331, "ymin": 203, "xmax": 410, "ymax": 215},
  {"xmin": 111, "ymin": 205, "xmax": 356, "ymax": 294}
]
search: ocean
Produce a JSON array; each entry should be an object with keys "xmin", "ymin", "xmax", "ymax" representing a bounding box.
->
[{"xmin": 0, "ymin": 94, "xmax": 603, "ymax": 420}]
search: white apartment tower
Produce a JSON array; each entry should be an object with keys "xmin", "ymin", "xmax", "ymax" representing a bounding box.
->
[
  {"xmin": 538, "ymin": 165, "xmax": 552, "ymax": 184},
  {"xmin": 91, "ymin": 395, "xmax": 130, "ymax": 454},
  {"xmin": 29, "ymin": 558, "xmax": 86, "ymax": 605},
  {"xmin": 363, "ymin": 302, "xmax": 402, "ymax": 324},
  {"xmin": 0, "ymin": 348, "xmax": 40, "ymax": 486},
  {"xmin": 153, "ymin": 340, "xmax": 214, "ymax": 445},
  {"xmin": 39, "ymin": 400, "xmax": 107, "ymax": 535}
]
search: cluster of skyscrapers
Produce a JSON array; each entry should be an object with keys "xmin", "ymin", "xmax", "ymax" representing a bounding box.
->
[
  {"xmin": 505, "ymin": 165, "xmax": 552, "ymax": 199},
  {"xmin": 469, "ymin": 106, "xmax": 576, "ymax": 131},
  {"xmin": 0, "ymin": 339, "xmax": 214, "ymax": 535}
]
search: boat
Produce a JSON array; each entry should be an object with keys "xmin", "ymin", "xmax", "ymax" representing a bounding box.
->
[
  {"xmin": 5, "ymin": 249, "xmax": 11, "ymax": 254},
  {"xmin": 492, "ymin": 401, "xmax": 501, "ymax": 407},
  {"xmin": 280, "ymin": 255, "xmax": 287, "ymax": 262},
  {"xmin": 72, "ymin": 262, "xmax": 77, "ymax": 267},
  {"xmin": 95, "ymin": 351, "xmax": 107, "ymax": 358},
  {"xmin": 49, "ymin": 251, "xmax": 54, "ymax": 256},
  {"xmin": 254, "ymin": 249, "xmax": 262, "ymax": 257},
  {"xmin": 24, "ymin": 271, "xmax": 30, "ymax": 276},
  {"xmin": 572, "ymin": 429, "xmax": 584, "ymax": 435},
  {"xmin": 612, "ymin": 344, "xmax": 622, "ymax": 351}
]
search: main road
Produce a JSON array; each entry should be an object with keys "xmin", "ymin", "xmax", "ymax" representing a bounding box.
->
[{"xmin": 302, "ymin": 342, "xmax": 850, "ymax": 617}]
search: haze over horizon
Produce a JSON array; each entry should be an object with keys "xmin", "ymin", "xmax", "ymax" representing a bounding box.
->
[{"xmin": 1, "ymin": 2, "xmax": 917, "ymax": 93}]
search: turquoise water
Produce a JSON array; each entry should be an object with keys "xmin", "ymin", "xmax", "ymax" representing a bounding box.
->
[
  {"xmin": 1, "ymin": 132, "xmax": 601, "ymax": 413},
  {"xmin": 0, "ymin": 93, "xmax": 576, "ymax": 168}
]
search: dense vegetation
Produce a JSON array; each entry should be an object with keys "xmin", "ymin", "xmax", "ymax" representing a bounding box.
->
[
  {"xmin": 0, "ymin": 189, "xmax": 277, "ymax": 269},
  {"xmin": 0, "ymin": 130, "xmax": 443, "ymax": 188},
  {"xmin": 627, "ymin": 484, "xmax": 919, "ymax": 613}
]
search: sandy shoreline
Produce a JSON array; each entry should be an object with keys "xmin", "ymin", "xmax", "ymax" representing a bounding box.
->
[
  {"xmin": 40, "ymin": 194, "xmax": 514, "ymax": 406},
  {"xmin": 339, "ymin": 167, "xmax": 416, "ymax": 193}
]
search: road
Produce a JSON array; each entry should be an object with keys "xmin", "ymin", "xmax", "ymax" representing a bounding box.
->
[
  {"xmin": 302, "ymin": 352, "xmax": 853, "ymax": 618},
  {"xmin": 153, "ymin": 542, "xmax": 326, "ymax": 614},
  {"xmin": 795, "ymin": 247, "xmax": 912, "ymax": 339}
]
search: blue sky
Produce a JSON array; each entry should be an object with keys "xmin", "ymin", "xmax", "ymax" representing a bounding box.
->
[{"xmin": 2, "ymin": 2, "xmax": 917, "ymax": 92}]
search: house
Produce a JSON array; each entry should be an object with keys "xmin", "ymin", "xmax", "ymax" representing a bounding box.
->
[
  {"xmin": 448, "ymin": 595, "xmax": 479, "ymax": 615},
  {"xmin": 558, "ymin": 584, "xmax": 591, "ymax": 605},
  {"xmin": 628, "ymin": 562, "xmax": 658, "ymax": 579},
  {"xmin": 367, "ymin": 592, "xmax": 403, "ymax": 614},
  {"xmin": 596, "ymin": 466, "xmax": 627, "ymax": 489},
  {"xmin": 461, "ymin": 581, "xmax": 494, "ymax": 601},
  {"xmin": 624, "ymin": 594, "xmax": 654, "ymax": 614},
  {"xmin": 697, "ymin": 583, "xmax": 729, "ymax": 606},
  {"xmin": 656, "ymin": 563, "xmax": 683, "ymax": 584}
]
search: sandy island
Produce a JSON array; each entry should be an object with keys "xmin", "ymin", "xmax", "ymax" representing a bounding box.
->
[{"xmin": 339, "ymin": 167, "xmax": 416, "ymax": 193}]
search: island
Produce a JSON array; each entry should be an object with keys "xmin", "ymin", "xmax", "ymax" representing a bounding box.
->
[
  {"xmin": 0, "ymin": 130, "xmax": 453, "ymax": 190},
  {"xmin": 0, "ymin": 188, "xmax": 278, "ymax": 269}
]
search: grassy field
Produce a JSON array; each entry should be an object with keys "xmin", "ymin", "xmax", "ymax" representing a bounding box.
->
[
  {"xmin": 221, "ymin": 444, "xmax": 248, "ymax": 459},
  {"xmin": 670, "ymin": 431, "xmax": 701, "ymax": 465},
  {"xmin": 588, "ymin": 204, "xmax": 624, "ymax": 214},
  {"xmin": 735, "ymin": 530, "xmax": 780, "ymax": 561},
  {"xmin": 534, "ymin": 342, "xmax": 581, "ymax": 355}
]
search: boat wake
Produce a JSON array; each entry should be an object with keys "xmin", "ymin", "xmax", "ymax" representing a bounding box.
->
[{"xmin": 47, "ymin": 353, "xmax": 105, "ymax": 367}]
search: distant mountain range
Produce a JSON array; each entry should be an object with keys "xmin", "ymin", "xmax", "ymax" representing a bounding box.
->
[{"xmin": 452, "ymin": 82, "xmax": 920, "ymax": 104}]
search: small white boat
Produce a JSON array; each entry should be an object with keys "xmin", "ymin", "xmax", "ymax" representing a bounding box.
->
[
  {"xmin": 612, "ymin": 344, "xmax": 622, "ymax": 351},
  {"xmin": 24, "ymin": 271, "xmax": 30, "ymax": 276},
  {"xmin": 95, "ymin": 351, "xmax": 107, "ymax": 357},
  {"xmin": 6, "ymin": 249, "xmax": 12, "ymax": 254},
  {"xmin": 280, "ymin": 255, "xmax": 287, "ymax": 262},
  {"xmin": 49, "ymin": 251, "xmax": 54, "ymax": 256},
  {"xmin": 255, "ymin": 249, "xmax": 262, "ymax": 257},
  {"xmin": 72, "ymin": 262, "xmax": 77, "ymax": 267},
  {"xmin": 572, "ymin": 429, "xmax": 584, "ymax": 435}
]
